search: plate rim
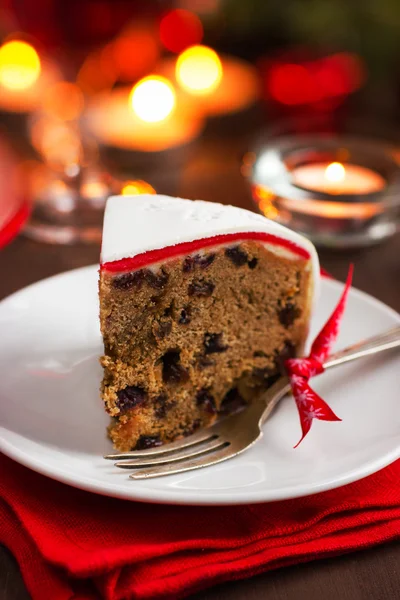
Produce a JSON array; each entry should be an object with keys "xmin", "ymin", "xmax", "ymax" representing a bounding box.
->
[{"xmin": 0, "ymin": 265, "xmax": 399, "ymax": 505}]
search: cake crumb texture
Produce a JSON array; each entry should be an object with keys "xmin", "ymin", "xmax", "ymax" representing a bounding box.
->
[{"xmin": 99, "ymin": 241, "xmax": 311, "ymax": 451}]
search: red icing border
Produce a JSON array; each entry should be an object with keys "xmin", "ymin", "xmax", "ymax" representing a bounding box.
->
[{"xmin": 101, "ymin": 232, "xmax": 310, "ymax": 274}]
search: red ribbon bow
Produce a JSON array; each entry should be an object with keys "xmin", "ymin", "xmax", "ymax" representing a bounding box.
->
[{"xmin": 285, "ymin": 266, "xmax": 354, "ymax": 447}]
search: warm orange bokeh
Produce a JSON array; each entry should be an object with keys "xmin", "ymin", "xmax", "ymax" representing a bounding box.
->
[
  {"xmin": 129, "ymin": 75, "xmax": 176, "ymax": 123},
  {"xmin": 159, "ymin": 9, "xmax": 203, "ymax": 53},
  {"xmin": 113, "ymin": 27, "xmax": 159, "ymax": 81},
  {"xmin": 0, "ymin": 40, "xmax": 41, "ymax": 90},
  {"xmin": 176, "ymin": 45, "xmax": 222, "ymax": 95},
  {"xmin": 42, "ymin": 82, "xmax": 84, "ymax": 121},
  {"xmin": 121, "ymin": 180, "xmax": 156, "ymax": 195}
]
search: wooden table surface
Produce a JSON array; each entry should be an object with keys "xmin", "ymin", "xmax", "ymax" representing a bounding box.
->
[{"xmin": 1, "ymin": 134, "xmax": 399, "ymax": 599}]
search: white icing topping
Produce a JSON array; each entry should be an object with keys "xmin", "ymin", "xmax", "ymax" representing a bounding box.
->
[{"xmin": 101, "ymin": 194, "xmax": 320, "ymax": 308}]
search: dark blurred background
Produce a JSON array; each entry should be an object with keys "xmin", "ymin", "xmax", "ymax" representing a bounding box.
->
[
  {"xmin": 0, "ymin": 0, "xmax": 399, "ymax": 246},
  {"xmin": 3, "ymin": 0, "xmax": 399, "ymax": 118}
]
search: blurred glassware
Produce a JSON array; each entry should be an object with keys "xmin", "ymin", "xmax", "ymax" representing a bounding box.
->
[
  {"xmin": 245, "ymin": 118, "xmax": 400, "ymax": 249},
  {"xmin": 21, "ymin": 85, "xmax": 112, "ymax": 244}
]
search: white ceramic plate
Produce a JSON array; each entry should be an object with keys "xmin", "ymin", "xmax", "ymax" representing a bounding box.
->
[{"xmin": 0, "ymin": 266, "xmax": 399, "ymax": 505}]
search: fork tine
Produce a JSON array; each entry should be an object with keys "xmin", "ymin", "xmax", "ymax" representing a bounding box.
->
[
  {"xmin": 115, "ymin": 437, "xmax": 226, "ymax": 469},
  {"xmin": 104, "ymin": 430, "xmax": 218, "ymax": 460},
  {"xmin": 129, "ymin": 443, "xmax": 239, "ymax": 479}
]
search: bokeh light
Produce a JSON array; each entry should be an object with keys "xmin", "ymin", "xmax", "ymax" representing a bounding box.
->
[
  {"xmin": 268, "ymin": 63, "xmax": 317, "ymax": 105},
  {"xmin": 121, "ymin": 180, "xmax": 156, "ymax": 195},
  {"xmin": 325, "ymin": 162, "xmax": 345, "ymax": 183},
  {"xmin": 42, "ymin": 82, "xmax": 84, "ymax": 121},
  {"xmin": 129, "ymin": 75, "xmax": 176, "ymax": 123},
  {"xmin": 112, "ymin": 26, "xmax": 159, "ymax": 81},
  {"xmin": 176, "ymin": 45, "xmax": 222, "ymax": 95},
  {"xmin": 0, "ymin": 40, "xmax": 41, "ymax": 90},
  {"xmin": 160, "ymin": 9, "xmax": 203, "ymax": 53},
  {"xmin": 77, "ymin": 49, "xmax": 116, "ymax": 95},
  {"xmin": 266, "ymin": 52, "xmax": 366, "ymax": 107}
]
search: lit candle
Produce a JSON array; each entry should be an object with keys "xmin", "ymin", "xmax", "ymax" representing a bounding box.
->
[
  {"xmin": 0, "ymin": 40, "xmax": 59, "ymax": 115},
  {"xmin": 86, "ymin": 75, "xmax": 204, "ymax": 152},
  {"xmin": 158, "ymin": 46, "xmax": 260, "ymax": 117},
  {"xmin": 292, "ymin": 161, "xmax": 385, "ymax": 195}
]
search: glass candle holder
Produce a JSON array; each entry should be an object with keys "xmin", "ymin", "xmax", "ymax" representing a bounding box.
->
[{"xmin": 245, "ymin": 132, "xmax": 400, "ymax": 248}]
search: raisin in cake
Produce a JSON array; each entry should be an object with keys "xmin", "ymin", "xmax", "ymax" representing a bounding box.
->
[{"xmin": 99, "ymin": 195, "xmax": 319, "ymax": 451}]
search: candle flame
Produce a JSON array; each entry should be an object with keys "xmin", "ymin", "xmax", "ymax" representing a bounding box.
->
[
  {"xmin": 325, "ymin": 162, "xmax": 345, "ymax": 184},
  {"xmin": 176, "ymin": 45, "xmax": 222, "ymax": 95},
  {"xmin": 0, "ymin": 40, "xmax": 41, "ymax": 90},
  {"xmin": 129, "ymin": 75, "xmax": 176, "ymax": 123},
  {"xmin": 121, "ymin": 180, "xmax": 156, "ymax": 195}
]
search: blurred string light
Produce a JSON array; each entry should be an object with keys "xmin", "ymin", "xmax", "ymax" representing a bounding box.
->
[
  {"xmin": 266, "ymin": 52, "xmax": 366, "ymax": 107},
  {"xmin": 176, "ymin": 45, "xmax": 222, "ymax": 94},
  {"xmin": 121, "ymin": 180, "xmax": 156, "ymax": 195},
  {"xmin": 0, "ymin": 40, "xmax": 41, "ymax": 90},
  {"xmin": 129, "ymin": 75, "xmax": 176, "ymax": 123},
  {"xmin": 159, "ymin": 9, "xmax": 203, "ymax": 53}
]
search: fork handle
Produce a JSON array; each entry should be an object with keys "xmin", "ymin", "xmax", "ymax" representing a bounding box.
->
[{"xmin": 260, "ymin": 324, "xmax": 400, "ymax": 425}]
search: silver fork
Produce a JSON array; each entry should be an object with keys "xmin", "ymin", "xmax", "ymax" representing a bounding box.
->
[{"xmin": 104, "ymin": 325, "xmax": 400, "ymax": 479}]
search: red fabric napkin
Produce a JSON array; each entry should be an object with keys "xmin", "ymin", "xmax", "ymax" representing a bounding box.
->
[{"xmin": 1, "ymin": 454, "xmax": 400, "ymax": 600}]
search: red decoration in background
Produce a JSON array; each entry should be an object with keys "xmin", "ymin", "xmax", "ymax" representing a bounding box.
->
[
  {"xmin": 285, "ymin": 265, "xmax": 353, "ymax": 447},
  {"xmin": 159, "ymin": 9, "xmax": 203, "ymax": 53},
  {"xmin": 262, "ymin": 51, "xmax": 366, "ymax": 110}
]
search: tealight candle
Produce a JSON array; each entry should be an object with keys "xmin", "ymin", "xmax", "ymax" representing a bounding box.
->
[
  {"xmin": 292, "ymin": 161, "xmax": 385, "ymax": 195},
  {"xmin": 246, "ymin": 134, "xmax": 400, "ymax": 248},
  {"xmin": 86, "ymin": 78, "xmax": 204, "ymax": 154}
]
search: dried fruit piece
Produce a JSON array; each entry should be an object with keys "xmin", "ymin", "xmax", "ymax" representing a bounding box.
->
[
  {"xmin": 144, "ymin": 268, "xmax": 169, "ymax": 289},
  {"xmin": 278, "ymin": 302, "xmax": 301, "ymax": 327},
  {"xmin": 112, "ymin": 270, "xmax": 144, "ymax": 290},
  {"xmin": 154, "ymin": 393, "xmax": 168, "ymax": 418},
  {"xmin": 183, "ymin": 419, "xmax": 201, "ymax": 437},
  {"xmin": 275, "ymin": 340, "xmax": 296, "ymax": 374},
  {"xmin": 179, "ymin": 307, "xmax": 191, "ymax": 324},
  {"xmin": 248, "ymin": 258, "xmax": 258, "ymax": 269},
  {"xmin": 188, "ymin": 279, "xmax": 215, "ymax": 297},
  {"xmin": 152, "ymin": 320, "xmax": 172, "ymax": 341},
  {"xmin": 252, "ymin": 367, "xmax": 280, "ymax": 389},
  {"xmin": 219, "ymin": 388, "xmax": 247, "ymax": 415},
  {"xmin": 116, "ymin": 386, "xmax": 147, "ymax": 412},
  {"xmin": 135, "ymin": 435, "xmax": 162, "ymax": 450},
  {"xmin": 204, "ymin": 332, "xmax": 228, "ymax": 354},
  {"xmin": 225, "ymin": 246, "xmax": 248, "ymax": 266},
  {"xmin": 182, "ymin": 256, "xmax": 195, "ymax": 273},
  {"xmin": 196, "ymin": 253, "xmax": 215, "ymax": 269},
  {"xmin": 183, "ymin": 253, "xmax": 215, "ymax": 272},
  {"xmin": 197, "ymin": 355, "xmax": 215, "ymax": 369},
  {"xmin": 196, "ymin": 389, "xmax": 216, "ymax": 414},
  {"xmin": 162, "ymin": 350, "xmax": 189, "ymax": 383}
]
